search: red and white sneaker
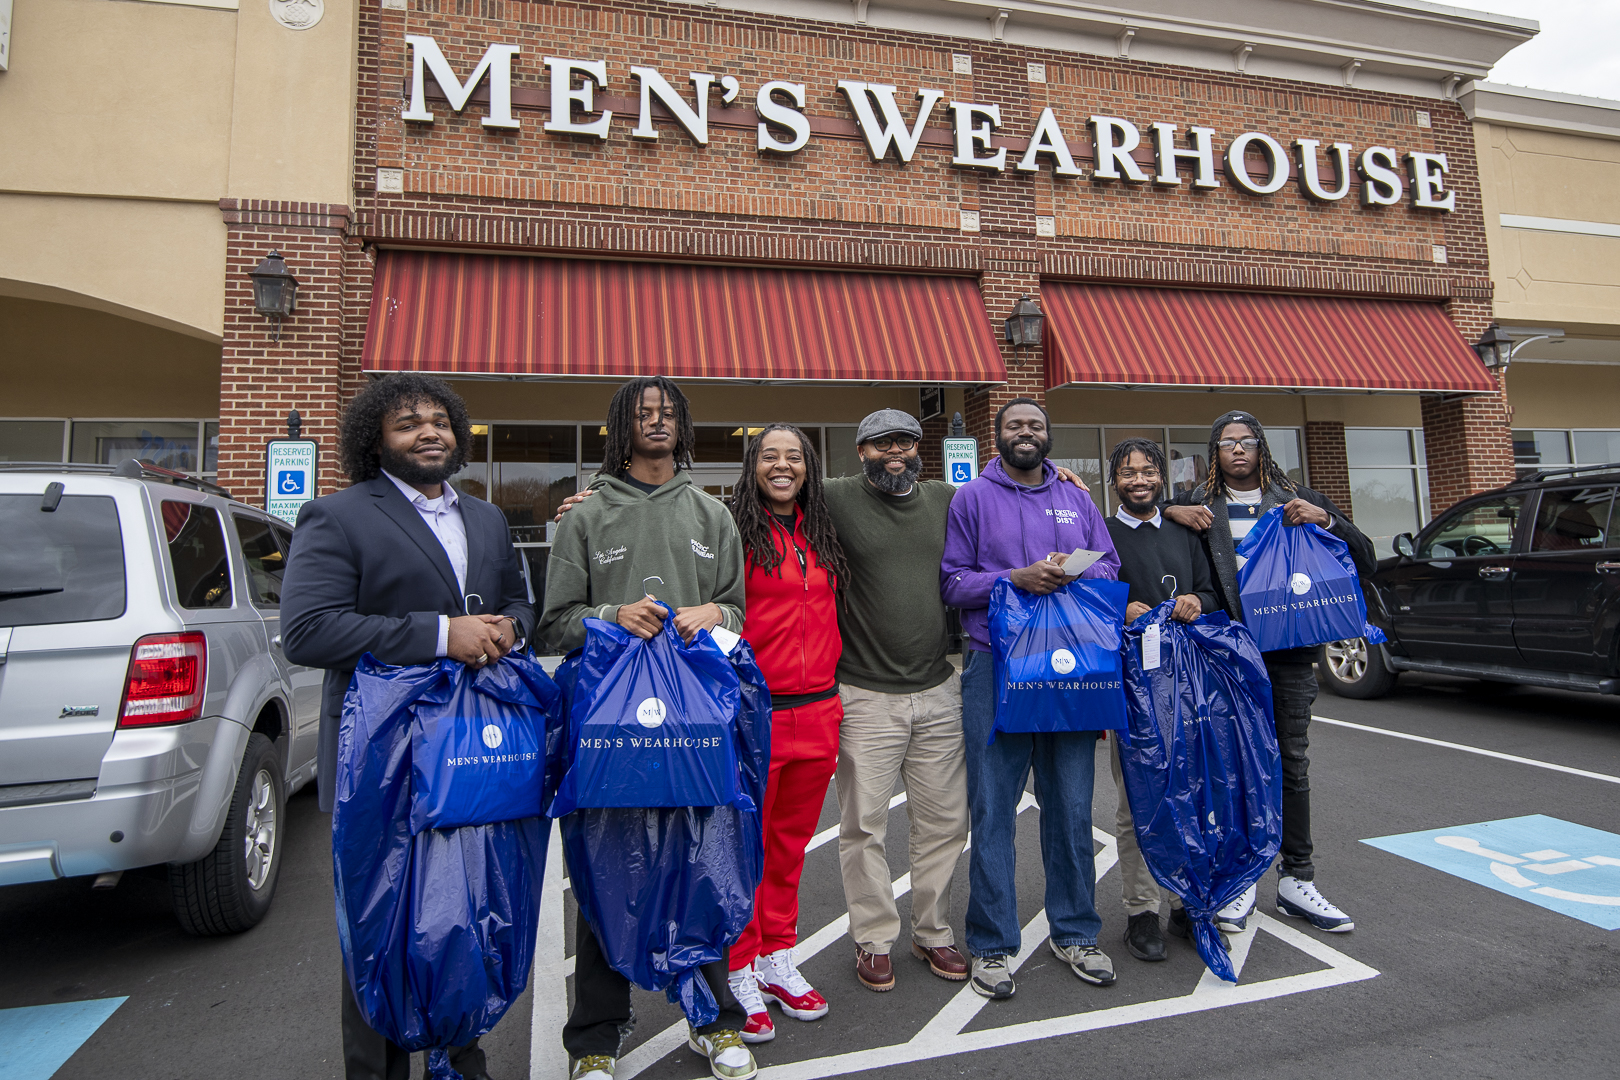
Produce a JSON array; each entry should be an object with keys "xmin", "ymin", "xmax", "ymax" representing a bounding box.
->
[
  {"xmin": 755, "ymin": 948, "xmax": 829, "ymax": 1021},
  {"xmin": 728, "ymin": 965, "xmax": 775, "ymax": 1044}
]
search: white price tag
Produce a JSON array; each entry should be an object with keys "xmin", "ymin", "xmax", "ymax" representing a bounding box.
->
[
  {"xmin": 1061, "ymin": 548, "xmax": 1106, "ymax": 576},
  {"xmin": 707, "ymin": 625, "xmax": 742, "ymax": 655},
  {"xmin": 1143, "ymin": 623, "xmax": 1161, "ymax": 670}
]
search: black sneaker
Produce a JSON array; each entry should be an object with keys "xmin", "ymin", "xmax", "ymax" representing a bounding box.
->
[
  {"xmin": 1166, "ymin": 907, "xmax": 1230, "ymax": 951},
  {"xmin": 1123, "ymin": 912, "xmax": 1167, "ymax": 962}
]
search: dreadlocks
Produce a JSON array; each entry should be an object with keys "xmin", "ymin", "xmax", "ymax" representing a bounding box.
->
[
  {"xmin": 731, "ymin": 424, "xmax": 850, "ymax": 593},
  {"xmin": 1201, "ymin": 409, "xmax": 1296, "ymax": 505},
  {"xmin": 1107, "ymin": 436, "xmax": 1167, "ymax": 485},
  {"xmin": 338, "ymin": 372, "xmax": 471, "ymax": 484},
  {"xmin": 597, "ymin": 376, "xmax": 696, "ymax": 479}
]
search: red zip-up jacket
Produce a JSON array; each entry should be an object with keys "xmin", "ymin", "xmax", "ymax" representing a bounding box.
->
[{"xmin": 741, "ymin": 509, "xmax": 842, "ymax": 698}]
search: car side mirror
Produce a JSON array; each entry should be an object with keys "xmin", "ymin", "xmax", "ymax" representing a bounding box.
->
[{"xmin": 1393, "ymin": 533, "xmax": 1415, "ymax": 558}]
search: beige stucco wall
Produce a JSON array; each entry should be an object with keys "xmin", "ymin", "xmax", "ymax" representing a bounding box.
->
[
  {"xmin": 0, "ymin": 0, "xmax": 356, "ymax": 341},
  {"xmin": 0, "ymin": 296, "xmax": 221, "ymax": 417},
  {"xmin": 1501, "ymin": 361, "xmax": 1620, "ymax": 430},
  {"xmin": 0, "ymin": 194, "xmax": 228, "ymax": 339},
  {"xmin": 1475, "ymin": 122, "xmax": 1620, "ymax": 334},
  {"xmin": 1046, "ymin": 389, "xmax": 1422, "ymax": 429}
]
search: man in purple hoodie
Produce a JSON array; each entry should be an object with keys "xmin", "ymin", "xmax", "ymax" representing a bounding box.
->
[{"xmin": 940, "ymin": 398, "xmax": 1121, "ymax": 1000}]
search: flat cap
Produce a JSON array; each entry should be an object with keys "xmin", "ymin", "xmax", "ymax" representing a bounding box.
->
[{"xmin": 855, "ymin": 408, "xmax": 923, "ymax": 445}]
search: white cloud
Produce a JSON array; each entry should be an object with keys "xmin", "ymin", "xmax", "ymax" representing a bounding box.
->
[{"xmin": 1476, "ymin": 0, "xmax": 1620, "ymax": 100}]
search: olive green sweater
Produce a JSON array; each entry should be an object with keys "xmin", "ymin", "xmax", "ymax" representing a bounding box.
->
[
  {"xmin": 538, "ymin": 472, "xmax": 745, "ymax": 653},
  {"xmin": 823, "ymin": 475, "xmax": 957, "ymax": 694}
]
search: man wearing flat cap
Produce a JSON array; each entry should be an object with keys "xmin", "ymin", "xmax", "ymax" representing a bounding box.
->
[{"xmin": 822, "ymin": 409, "xmax": 972, "ymax": 992}]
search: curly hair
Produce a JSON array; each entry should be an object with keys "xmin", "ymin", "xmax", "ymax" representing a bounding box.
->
[
  {"xmin": 731, "ymin": 424, "xmax": 850, "ymax": 593},
  {"xmin": 597, "ymin": 376, "xmax": 696, "ymax": 479},
  {"xmin": 338, "ymin": 373, "xmax": 472, "ymax": 484}
]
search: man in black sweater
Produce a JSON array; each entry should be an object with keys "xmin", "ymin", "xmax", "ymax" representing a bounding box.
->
[
  {"xmin": 1103, "ymin": 438, "xmax": 1217, "ymax": 963},
  {"xmin": 1164, "ymin": 410, "xmax": 1375, "ymax": 936}
]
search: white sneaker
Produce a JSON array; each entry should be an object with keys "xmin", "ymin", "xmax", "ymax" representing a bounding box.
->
[
  {"xmin": 1216, "ymin": 883, "xmax": 1258, "ymax": 933},
  {"xmin": 570, "ymin": 1055, "xmax": 615, "ymax": 1080},
  {"xmin": 727, "ymin": 965, "xmax": 774, "ymax": 1043},
  {"xmin": 688, "ymin": 1027, "xmax": 758, "ymax": 1080},
  {"xmin": 755, "ymin": 948, "xmax": 830, "ymax": 1020},
  {"xmin": 1276, "ymin": 876, "xmax": 1354, "ymax": 932}
]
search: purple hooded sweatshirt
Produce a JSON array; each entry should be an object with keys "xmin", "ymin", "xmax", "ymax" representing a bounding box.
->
[{"xmin": 941, "ymin": 456, "xmax": 1121, "ymax": 652}]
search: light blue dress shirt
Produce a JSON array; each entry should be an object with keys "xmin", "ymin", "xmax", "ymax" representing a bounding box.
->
[{"xmin": 383, "ymin": 471, "xmax": 468, "ymax": 657}]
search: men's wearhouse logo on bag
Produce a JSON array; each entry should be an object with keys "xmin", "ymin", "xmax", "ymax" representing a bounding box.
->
[
  {"xmin": 636, "ymin": 697, "xmax": 668, "ymax": 728},
  {"xmin": 1289, "ymin": 572, "xmax": 1313, "ymax": 595},
  {"xmin": 1051, "ymin": 649, "xmax": 1077, "ymax": 675},
  {"xmin": 481, "ymin": 724, "xmax": 503, "ymax": 749}
]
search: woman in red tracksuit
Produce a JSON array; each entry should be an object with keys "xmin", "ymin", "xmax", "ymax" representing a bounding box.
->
[{"xmin": 726, "ymin": 423, "xmax": 849, "ymax": 1045}]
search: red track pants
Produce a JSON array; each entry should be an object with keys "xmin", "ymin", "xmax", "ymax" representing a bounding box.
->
[{"xmin": 730, "ymin": 695, "xmax": 842, "ymax": 970}]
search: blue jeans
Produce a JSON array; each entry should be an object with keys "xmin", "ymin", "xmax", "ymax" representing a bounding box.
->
[{"xmin": 960, "ymin": 648, "xmax": 1101, "ymax": 957}]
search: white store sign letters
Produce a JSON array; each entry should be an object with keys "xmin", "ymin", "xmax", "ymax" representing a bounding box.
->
[{"xmin": 401, "ymin": 35, "xmax": 1457, "ymax": 212}]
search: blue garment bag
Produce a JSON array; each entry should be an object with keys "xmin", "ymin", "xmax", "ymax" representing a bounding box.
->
[
  {"xmin": 549, "ymin": 605, "xmax": 751, "ymax": 816},
  {"xmin": 409, "ymin": 656, "xmax": 556, "ymax": 833},
  {"xmin": 1234, "ymin": 507, "xmax": 1373, "ymax": 652},
  {"xmin": 552, "ymin": 633, "xmax": 769, "ymax": 1027},
  {"xmin": 1117, "ymin": 603, "xmax": 1282, "ymax": 982},
  {"xmin": 333, "ymin": 654, "xmax": 560, "ymax": 1051},
  {"xmin": 989, "ymin": 576, "xmax": 1130, "ymax": 741}
]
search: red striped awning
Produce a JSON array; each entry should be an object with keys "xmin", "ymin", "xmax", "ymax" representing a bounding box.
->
[
  {"xmin": 1042, "ymin": 282, "xmax": 1496, "ymax": 393},
  {"xmin": 362, "ymin": 251, "xmax": 1006, "ymax": 384}
]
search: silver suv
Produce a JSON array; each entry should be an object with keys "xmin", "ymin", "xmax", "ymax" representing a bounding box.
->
[{"xmin": 0, "ymin": 461, "xmax": 320, "ymax": 934}]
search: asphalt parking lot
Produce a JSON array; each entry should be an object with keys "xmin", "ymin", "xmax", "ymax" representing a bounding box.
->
[{"xmin": 4, "ymin": 670, "xmax": 1618, "ymax": 1080}]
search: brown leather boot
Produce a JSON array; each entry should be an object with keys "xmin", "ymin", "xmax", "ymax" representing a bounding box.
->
[
  {"xmin": 855, "ymin": 946, "xmax": 894, "ymax": 991},
  {"xmin": 910, "ymin": 941, "xmax": 969, "ymax": 981}
]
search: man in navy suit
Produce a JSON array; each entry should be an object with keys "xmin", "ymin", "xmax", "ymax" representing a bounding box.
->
[{"xmin": 283, "ymin": 372, "xmax": 533, "ymax": 1080}]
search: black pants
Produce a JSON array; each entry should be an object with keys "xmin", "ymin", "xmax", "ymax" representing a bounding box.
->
[
  {"xmin": 1263, "ymin": 654, "xmax": 1317, "ymax": 881},
  {"xmin": 562, "ymin": 910, "xmax": 746, "ymax": 1059},
  {"xmin": 341, "ymin": 968, "xmax": 487, "ymax": 1080}
]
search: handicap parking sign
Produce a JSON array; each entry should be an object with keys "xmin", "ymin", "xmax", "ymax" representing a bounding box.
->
[
  {"xmin": 951, "ymin": 461, "xmax": 973, "ymax": 483},
  {"xmin": 266, "ymin": 439, "xmax": 318, "ymax": 525},
  {"xmin": 1364, "ymin": 815, "xmax": 1620, "ymax": 929},
  {"xmin": 277, "ymin": 470, "xmax": 305, "ymax": 496}
]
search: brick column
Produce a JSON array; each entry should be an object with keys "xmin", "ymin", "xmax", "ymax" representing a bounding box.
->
[
  {"xmin": 966, "ymin": 256, "xmax": 1044, "ymax": 467},
  {"xmin": 1420, "ymin": 371, "xmax": 1515, "ymax": 517},
  {"xmin": 1420, "ymin": 292, "xmax": 1515, "ymax": 517},
  {"xmin": 1303, "ymin": 420, "xmax": 1353, "ymax": 515},
  {"xmin": 217, "ymin": 201, "xmax": 353, "ymax": 504}
]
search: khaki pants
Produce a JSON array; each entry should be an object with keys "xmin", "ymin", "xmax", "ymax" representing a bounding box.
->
[
  {"xmin": 835, "ymin": 676, "xmax": 968, "ymax": 954},
  {"xmin": 1109, "ymin": 739, "xmax": 1179, "ymax": 917}
]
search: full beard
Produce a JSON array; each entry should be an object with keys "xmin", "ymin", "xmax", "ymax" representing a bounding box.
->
[
  {"xmin": 863, "ymin": 454, "xmax": 921, "ymax": 494},
  {"xmin": 996, "ymin": 434, "xmax": 1049, "ymax": 472},
  {"xmin": 379, "ymin": 443, "xmax": 464, "ymax": 486}
]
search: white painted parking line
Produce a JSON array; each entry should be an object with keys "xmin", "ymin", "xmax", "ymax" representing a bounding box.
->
[
  {"xmin": 613, "ymin": 792, "xmax": 1038, "ymax": 1080},
  {"xmin": 1313, "ymin": 715, "xmax": 1620, "ymax": 785}
]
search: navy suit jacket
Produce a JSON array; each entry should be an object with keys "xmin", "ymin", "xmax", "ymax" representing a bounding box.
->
[{"xmin": 281, "ymin": 476, "xmax": 534, "ymax": 811}]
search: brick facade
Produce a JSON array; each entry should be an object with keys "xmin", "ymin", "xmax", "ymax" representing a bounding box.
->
[
  {"xmin": 217, "ymin": 201, "xmax": 354, "ymax": 503},
  {"xmin": 214, "ymin": 0, "xmax": 1513, "ymax": 516},
  {"xmin": 1303, "ymin": 421, "xmax": 1352, "ymax": 512}
]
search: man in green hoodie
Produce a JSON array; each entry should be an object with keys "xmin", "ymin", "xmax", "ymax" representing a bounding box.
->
[{"xmin": 539, "ymin": 376, "xmax": 754, "ymax": 1080}]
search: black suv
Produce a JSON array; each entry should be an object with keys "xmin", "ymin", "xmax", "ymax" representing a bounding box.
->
[{"xmin": 1321, "ymin": 463, "xmax": 1620, "ymax": 699}]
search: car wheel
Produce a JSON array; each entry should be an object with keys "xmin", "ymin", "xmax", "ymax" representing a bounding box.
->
[
  {"xmin": 170, "ymin": 732, "xmax": 284, "ymax": 936},
  {"xmin": 1320, "ymin": 637, "xmax": 1397, "ymax": 700}
]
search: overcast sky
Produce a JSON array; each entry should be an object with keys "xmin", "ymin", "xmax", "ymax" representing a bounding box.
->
[{"xmin": 1477, "ymin": 0, "xmax": 1620, "ymax": 100}]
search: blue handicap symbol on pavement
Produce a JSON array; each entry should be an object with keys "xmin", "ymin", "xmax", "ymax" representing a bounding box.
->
[
  {"xmin": 1363, "ymin": 814, "xmax": 1620, "ymax": 930},
  {"xmin": 0, "ymin": 997, "xmax": 126, "ymax": 1080},
  {"xmin": 951, "ymin": 461, "xmax": 973, "ymax": 482},
  {"xmin": 277, "ymin": 470, "xmax": 305, "ymax": 496}
]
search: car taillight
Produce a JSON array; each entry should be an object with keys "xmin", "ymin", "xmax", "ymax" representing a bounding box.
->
[{"xmin": 119, "ymin": 632, "xmax": 208, "ymax": 728}]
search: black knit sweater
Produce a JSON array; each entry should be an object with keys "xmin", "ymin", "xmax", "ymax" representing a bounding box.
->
[{"xmin": 1105, "ymin": 513, "xmax": 1219, "ymax": 615}]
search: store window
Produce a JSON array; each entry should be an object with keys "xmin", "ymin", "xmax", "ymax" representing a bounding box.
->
[
  {"xmin": 73, "ymin": 421, "xmax": 205, "ymax": 474},
  {"xmin": 489, "ymin": 425, "xmax": 574, "ymax": 544},
  {"xmin": 0, "ymin": 420, "xmax": 68, "ymax": 463},
  {"xmin": 825, "ymin": 426, "xmax": 862, "ymax": 478},
  {"xmin": 1346, "ymin": 427, "xmax": 1429, "ymax": 558},
  {"xmin": 1514, "ymin": 428, "xmax": 1620, "ymax": 477}
]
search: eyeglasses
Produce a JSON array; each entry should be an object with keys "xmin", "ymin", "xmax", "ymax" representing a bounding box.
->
[
  {"xmin": 1216, "ymin": 437, "xmax": 1261, "ymax": 451},
  {"xmin": 1115, "ymin": 468, "xmax": 1161, "ymax": 481},
  {"xmin": 867, "ymin": 435, "xmax": 918, "ymax": 452}
]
